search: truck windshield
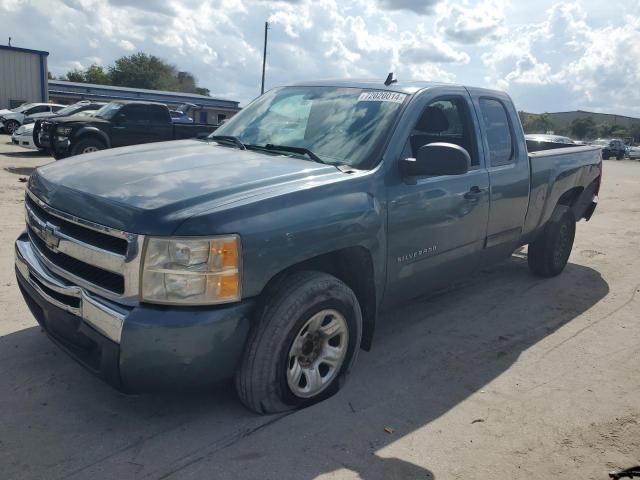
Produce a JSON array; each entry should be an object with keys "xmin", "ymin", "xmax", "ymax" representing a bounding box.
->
[
  {"xmin": 56, "ymin": 103, "xmax": 86, "ymax": 116},
  {"xmin": 212, "ymin": 86, "xmax": 407, "ymax": 168},
  {"xmin": 94, "ymin": 103, "xmax": 124, "ymax": 120}
]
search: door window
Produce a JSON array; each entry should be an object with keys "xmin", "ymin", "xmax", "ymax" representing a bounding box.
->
[
  {"xmin": 26, "ymin": 105, "xmax": 49, "ymax": 115},
  {"xmin": 120, "ymin": 105, "xmax": 149, "ymax": 124},
  {"xmin": 148, "ymin": 105, "xmax": 169, "ymax": 124},
  {"xmin": 479, "ymin": 98, "xmax": 514, "ymax": 166},
  {"xmin": 409, "ymin": 97, "xmax": 478, "ymax": 166}
]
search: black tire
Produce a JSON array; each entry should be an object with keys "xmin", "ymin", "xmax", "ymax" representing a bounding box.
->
[
  {"xmin": 71, "ymin": 138, "xmax": 105, "ymax": 156},
  {"xmin": 235, "ymin": 271, "xmax": 362, "ymax": 414},
  {"xmin": 616, "ymin": 154, "xmax": 624, "ymax": 160},
  {"xmin": 5, "ymin": 120, "xmax": 20, "ymax": 134},
  {"xmin": 528, "ymin": 206, "xmax": 576, "ymax": 277},
  {"xmin": 52, "ymin": 149, "xmax": 68, "ymax": 160}
]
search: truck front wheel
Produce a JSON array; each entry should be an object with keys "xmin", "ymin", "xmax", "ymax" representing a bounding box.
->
[
  {"xmin": 71, "ymin": 138, "xmax": 105, "ymax": 156},
  {"xmin": 528, "ymin": 205, "xmax": 576, "ymax": 277},
  {"xmin": 235, "ymin": 271, "xmax": 362, "ymax": 414}
]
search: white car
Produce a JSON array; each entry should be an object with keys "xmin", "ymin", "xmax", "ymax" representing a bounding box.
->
[
  {"xmin": 11, "ymin": 110, "xmax": 98, "ymax": 151},
  {"xmin": 0, "ymin": 103, "xmax": 65, "ymax": 134},
  {"xmin": 627, "ymin": 145, "xmax": 640, "ymax": 160},
  {"xmin": 11, "ymin": 123, "xmax": 37, "ymax": 150}
]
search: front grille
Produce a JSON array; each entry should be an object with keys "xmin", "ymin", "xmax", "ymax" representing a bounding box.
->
[
  {"xmin": 26, "ymin": 195, "xmax": 128, "ymax": 255},
  {"xmin": 29, "ymin": 227, "xmax": 125, "ymax": 294},
  {"xmin": 24, "ymin": 190, "xmax": 140, "ymax": 300}
]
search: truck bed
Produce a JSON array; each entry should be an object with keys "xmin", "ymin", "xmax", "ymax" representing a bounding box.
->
[{"xmin": 522, "ymin": 144, "xmax": 602, "ymax": 243}]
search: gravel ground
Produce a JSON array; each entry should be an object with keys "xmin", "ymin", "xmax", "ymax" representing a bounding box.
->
[{"xmin": 0, "ymin": 139, "xmax": 638, "ymax": 480}]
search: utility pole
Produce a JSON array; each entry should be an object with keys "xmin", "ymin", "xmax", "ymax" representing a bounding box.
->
[{"xmin": 261, "ymin": 21, "xmax": 269, "ymax": 95}]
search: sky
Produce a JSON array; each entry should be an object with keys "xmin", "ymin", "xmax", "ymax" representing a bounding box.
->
[{"xmin": 1, "ymin": 0, "xmax": 640, "ymax": 115}]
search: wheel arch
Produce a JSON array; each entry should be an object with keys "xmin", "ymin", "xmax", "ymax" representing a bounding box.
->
[
  {"xmin": 257, "ymin": 246, "xmax": 378, "ymax": 351},
  {"xmin": 72, "ymin": 128, "xmax": 111, "ymax": 148}
]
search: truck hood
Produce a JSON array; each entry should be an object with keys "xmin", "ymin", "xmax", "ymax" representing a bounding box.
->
[
  {"xmin": 47, "ymin": 115, "xmax": 110, "ymax": 126},
  {"xmin": 28, "ymin": 140, "xmax": 345, "ymax": 235}
]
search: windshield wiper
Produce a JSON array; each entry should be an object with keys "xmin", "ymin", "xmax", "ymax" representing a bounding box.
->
[
  {"xmin": 209, "ymin": 135, "xmax": 246, "ymax": 150},
  {"xmin": 263, "ymin": 144, "xmax": 324, "ymax": 164}
]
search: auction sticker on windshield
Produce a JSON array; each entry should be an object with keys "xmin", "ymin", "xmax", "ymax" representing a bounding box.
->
[{"xmin": 358, "ymin": 91, "xmax": 407, "ymax": 103}]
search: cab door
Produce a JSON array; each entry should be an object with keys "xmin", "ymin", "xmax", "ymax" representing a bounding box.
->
[
  {"xmin": 385, "ymin": 87, "xmax": 490, "ymax": 304},
  {"xmin": 111, "ymin": 104, "xmax": 151, "ymax": 147},
  {"xmin": 468, "ymin": 89, "xmax": 530, "ymax": 264}
]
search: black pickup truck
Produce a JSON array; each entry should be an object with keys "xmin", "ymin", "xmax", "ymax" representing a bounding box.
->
[{"xmin": 38, "ymin": 101, "xmax": 218, "ymax": 159}]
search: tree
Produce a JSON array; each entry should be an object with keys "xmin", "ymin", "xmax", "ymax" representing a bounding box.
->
[
  {"xmin": 597, "ymin": 123, "xmax": 617, "ymax": 138},
  {"xmin": 83, "ymin": 64, "xmax": 111, "ymax": 85},
  {"xmin": 61, "ymin": 52, "xmax": 210, "ymax": 96},
  {"xmin": 64, "ymin": 68, "xmax": 86, "ymax": 82},
  {"xmin": 522, "ymin": 113, "xmax": 554, "ymax": 134},
  {"xmin": 569, "ymin": 117, "xmax": 597, "ymax": 140},
  {"xmin": 109, "ymin": 52, "xmax": 176, "ymax": 90}
]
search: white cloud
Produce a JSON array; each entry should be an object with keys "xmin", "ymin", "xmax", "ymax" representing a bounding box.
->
[
  {"xmin": 436, "ymin": 0, "xmax": 507, "ymax": 44},
  {"xmin": 481, "ymin": 1, "xmax": 640, "ymax": 115},
  {"xmin": 0, "ymin": 0, "xmax": 639, "ymax": 116},
  {"xmin": 376, "ymin": 0, "xmax": 441, "ymax": 15}
]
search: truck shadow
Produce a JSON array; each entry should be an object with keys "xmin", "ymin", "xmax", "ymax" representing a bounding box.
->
[{"xmin": 0, "ymin": 256, "xmax": 608, "ymax": 480}]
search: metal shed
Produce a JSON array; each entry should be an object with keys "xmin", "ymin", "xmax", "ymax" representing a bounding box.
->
[{"xmin": 0, "ymin": 45, "xmax": 49, "ymax": 109}]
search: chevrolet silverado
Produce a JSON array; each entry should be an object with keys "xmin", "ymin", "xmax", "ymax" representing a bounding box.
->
[{"xmin": 15, "ymin": 79, "xmax": 602, "ymax": 413}]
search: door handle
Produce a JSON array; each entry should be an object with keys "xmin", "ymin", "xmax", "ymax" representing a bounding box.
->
[
  {"xmin": 464, "ymin": 186, "xmax": 484, "ymax": 200},
  {"xmin": 112, "ymin": 126, "xmax": 126, "ymax": 130}
]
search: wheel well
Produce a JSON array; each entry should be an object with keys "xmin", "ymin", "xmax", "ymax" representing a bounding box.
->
[
  {"xmin": 74, "ymin": 133, "xmax": 107, "ymax": 148},
  {"xmin": 260, "ymin": 247, "xmax": 377, "ymax": 351},
  {"xmin": 557, "ymin": 186, "xmax": 584, "ymax": 210}
]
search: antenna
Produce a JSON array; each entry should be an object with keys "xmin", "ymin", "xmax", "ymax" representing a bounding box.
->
[
  {"xmin": 384, "ymin": 72, "xmax": 397, "ymax": 86},
  {"xmin": 261, "ymin": 22, "xmax": 269, "ymax": 95}
]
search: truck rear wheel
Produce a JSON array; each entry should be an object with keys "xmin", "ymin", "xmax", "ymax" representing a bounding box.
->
[
  {"xmin": 235, "ymin": 271, "xmax": 362, "ymax": 414},
  {"xmin": 71, "ymin": 138, "xmax": 105, "ymax": 156},
  {"xmin": 528, "ymin": 206, "xmax": 576, "ymax": 277}
]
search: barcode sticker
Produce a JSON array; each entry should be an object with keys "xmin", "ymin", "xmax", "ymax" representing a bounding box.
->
[{"xmin": 358, "ymin": 91, "xmax": 407, "ymax": 104}]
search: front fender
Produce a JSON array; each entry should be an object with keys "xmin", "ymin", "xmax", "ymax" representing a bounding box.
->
[
  {"xmin": 174, "ymin": 173, "xmax": 387, "ymax": 302},
  {"xmin": 73, "ymin": 127, "xmax": 111, "ymax": 148}
]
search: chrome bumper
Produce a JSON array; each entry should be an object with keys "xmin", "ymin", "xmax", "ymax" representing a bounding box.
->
[{"xmin": 15, "ymin": 235, "xmax": 127, "ymax": 343}]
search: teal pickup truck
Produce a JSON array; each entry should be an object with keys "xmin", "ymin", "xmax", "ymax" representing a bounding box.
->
[{"xmin": 15, "ymin": 79, "xmax": 602, "ymax": 413}]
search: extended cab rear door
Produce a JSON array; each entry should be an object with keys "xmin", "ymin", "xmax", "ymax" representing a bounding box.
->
[{"xmin": 466, "ymin": 89, "xmax": 530, "ymax": 262}]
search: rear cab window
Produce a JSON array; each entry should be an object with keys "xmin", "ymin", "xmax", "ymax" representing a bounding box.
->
[{"xmin": 478, "ymin": 98, "xmax": 514, "ymax": 167}]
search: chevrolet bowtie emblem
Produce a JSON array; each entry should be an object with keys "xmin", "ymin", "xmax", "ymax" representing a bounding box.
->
[{"xmin": 42, "ymin": 225, "xmax": 60, "ymax": 250}]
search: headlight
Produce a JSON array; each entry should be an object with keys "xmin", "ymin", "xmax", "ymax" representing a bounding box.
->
[
  {"xmin": 141, "ymin": 235, "xmax": 241, "ymax": 305},
  {"xmin": 57, "ymin": 126, "xmax": 72, "ymax": 136}
]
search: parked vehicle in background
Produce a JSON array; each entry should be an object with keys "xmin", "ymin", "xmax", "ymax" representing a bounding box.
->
[
  {"xmin": 0, "ymin": 102, "xmax": 29, "ymax": 117},
  {"xmin": 0, "ymin": 103, "xmax": 65, "ymax": 134},
  {"xmin": 593, "ymin": 138, "xmax": 626, "ymax": 159},
  {"xmin": 11, "ymin": 123, "xmax": 38, "ymax": 150},
  {"xmin": 15, "ymin": 79, "xmax": 602, "ymax": 413},
  {"xmin": 170, "ymin": 110, "xmax": 194, "ymax": 123},
  {"xmin": 14, "ymin": 110, "xmax": 99, "ymax": 151},
  {"xmin": 626, "ymin": 145, "xmax": 640, "ymax": 159},
  {"xmin": 525, "ymin": 134, "xmax": 575, "ymax": 144},
  {"xmin": 32, "ymin": 102, "xmax": 107, "ymax": 149},
  {"xmin": 23, "ymin": 100, "xmax": 106, "ymax": 125},
  {"xmin": 40, "ymin": 101, "xmax": 218, "ymax": 159}
]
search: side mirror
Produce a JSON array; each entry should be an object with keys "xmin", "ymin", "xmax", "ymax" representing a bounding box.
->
[{"xmin": 401, "ymin": 142, "xmax": 471, "ymax": 177}]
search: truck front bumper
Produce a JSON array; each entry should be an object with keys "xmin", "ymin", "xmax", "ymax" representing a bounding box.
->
[{"xmin": 15, "ymin": 234, "xmax": 253, "ymax": 392}]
